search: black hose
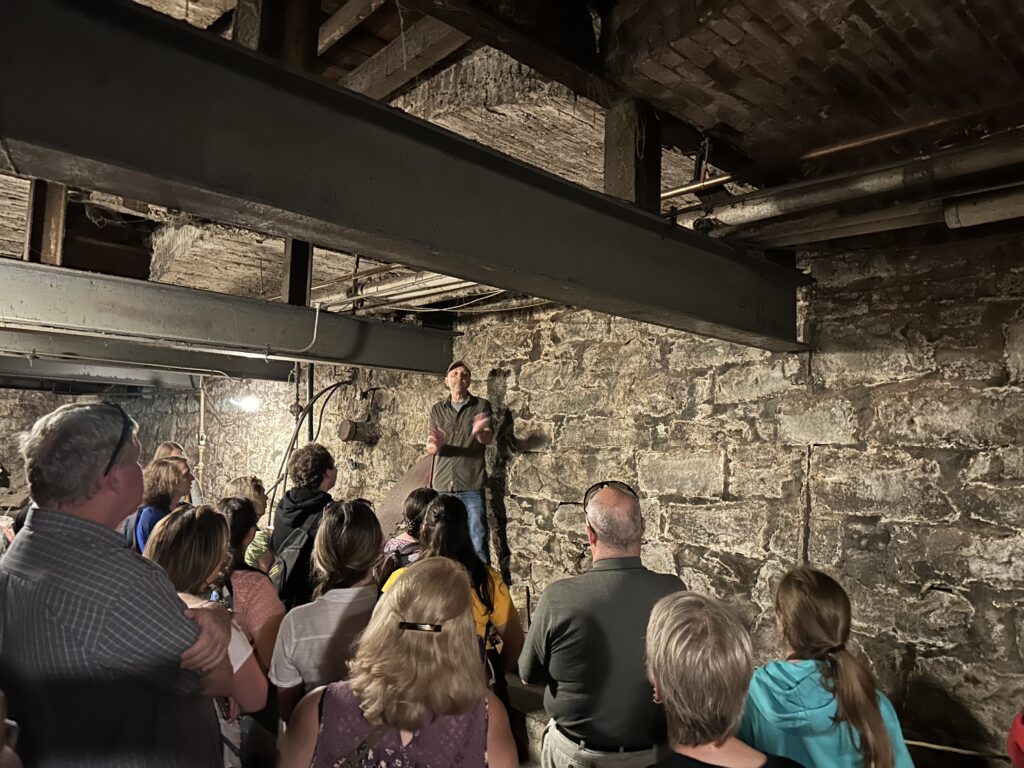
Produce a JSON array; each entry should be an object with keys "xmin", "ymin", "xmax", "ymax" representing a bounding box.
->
[{"xmin": 265, "ymin": 382, "xmax": 346, "ymax": 513}]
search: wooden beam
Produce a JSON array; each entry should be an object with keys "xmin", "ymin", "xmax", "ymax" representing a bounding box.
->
[
  {"xmin": 397, "ymin": 0, "xmax": 618, "ymax": 107},
  {"xmin": 22, "ymin": 179, "xmax": 67, "ymax": 266},
  {"xmin": 605, "ymin": 98, "xmax": 660, "ymax": 212},
  {"xmin": 282, "ymin": 237, "xmax": 313, "ymax": 306},
  {"xmin": 318, "ymin": 0, "xmax": 384, "ymax": 55},
  {"xmin": 343, "ymin": 16, "xmax": 470, "ymax": 100}
]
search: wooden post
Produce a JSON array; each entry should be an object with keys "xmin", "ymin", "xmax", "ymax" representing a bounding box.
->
[
  {"xmin": 23, "ymin": 179, "xmax": 68, "ymax": 265},
  {"xmin": 604, "ymin": 98, "xmax": 661, "ymax": 213},
  {"xmin": 281, "ymin": 237, "xmax": 313, "ymax": 306}
]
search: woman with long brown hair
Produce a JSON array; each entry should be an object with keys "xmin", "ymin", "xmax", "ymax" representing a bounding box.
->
[{"xmin": 738, "ymin": 567, "xmax": 913, "ymax": 768}]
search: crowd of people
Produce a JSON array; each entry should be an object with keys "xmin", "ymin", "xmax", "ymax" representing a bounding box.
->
[{"xmin": 0, "ymin": 398, "xmax": 1013, "ymax": 768}]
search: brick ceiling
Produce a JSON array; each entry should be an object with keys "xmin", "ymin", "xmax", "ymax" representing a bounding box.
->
[{"xmin": 604, "ymin": 0, "xmax": 1024, "ymax": 166}]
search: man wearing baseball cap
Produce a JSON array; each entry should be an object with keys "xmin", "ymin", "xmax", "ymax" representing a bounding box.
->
[{"xmin": 425, "ymin": 360, "xmax": 494, "ymax": 563}]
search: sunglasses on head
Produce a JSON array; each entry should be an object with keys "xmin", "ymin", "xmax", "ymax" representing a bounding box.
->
[
  {"xmin": 583, "ymin": 480, "xmax": 639, "ymax": 510},
  {"xmin": 102, "ymin": 402, "xmax": 133, "ymax": 477}
]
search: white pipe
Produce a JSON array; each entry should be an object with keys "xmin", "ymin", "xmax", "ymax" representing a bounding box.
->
[
  {"xmin": 675, "ymin": 132, "xmax": 1024, "ymax": 230},
  {"xmin": 945, "ymin": 186, "xmax": 1024, "ymax": 229}
]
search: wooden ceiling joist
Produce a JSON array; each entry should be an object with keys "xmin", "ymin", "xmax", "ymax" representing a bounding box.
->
[
  {"xmin": 318, "ymin": 0, "xmax": 385, "ymax": 55},
  {"xmin": 342, "ymin": 16, "xmax": 470, "ymax": 100}
]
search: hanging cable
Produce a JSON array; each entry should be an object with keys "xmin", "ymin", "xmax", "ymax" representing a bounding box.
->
[{"xmin": 265, "ymin": 381, "xmax": 346, "ymax": 511}]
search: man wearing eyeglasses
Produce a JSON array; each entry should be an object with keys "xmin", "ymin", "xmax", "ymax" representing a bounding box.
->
[
  {"xmin": 426, "ymin": 360, "xmax": 494, "ymax": 563},
  {"xmin": 0, "ymin": 403, "xmax": 234, "ymax": 767},
  {"xmin": 519, "ymin": 481, "xmax": 683, "ymax": 767}
]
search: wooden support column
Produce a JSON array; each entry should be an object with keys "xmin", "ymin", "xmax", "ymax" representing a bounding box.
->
[
  {"xmin": 282, "ymin": 237, "xmax": 314, "ymax": 437},
  {"xmin": 604, "ymin": 98, "xmax": 661, "ymax": 213},
  {"xmin": 236, "ymin": 0, "xmax": 318, "ymax": 64},
  {"xmin": 23, "ymin": 179, "xmax": 68, "ymax": 265},
  {"xmin": 282, "ymin": 238, "xmax": 313, "ymax": 306}
]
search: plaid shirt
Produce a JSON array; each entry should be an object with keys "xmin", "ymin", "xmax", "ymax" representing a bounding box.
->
[{"xmin": 0, "ymin": 508, "xmax": 220, "ymax": 767}]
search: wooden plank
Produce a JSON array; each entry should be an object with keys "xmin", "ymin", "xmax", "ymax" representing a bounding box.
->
[
  {"xmin": 342, "ymin": 16, "xmax": 470, "ymax": 100},
  {"xmin": 22, "ymin": 180, "xmax": 67, "ymax": 266},
  {"xmin": 604, "ymin": 98, "xmax": 661, "ymax": 212},
  {"xmin": 318, "ymin": 0, "xmax": 385, "ymax": 55}
]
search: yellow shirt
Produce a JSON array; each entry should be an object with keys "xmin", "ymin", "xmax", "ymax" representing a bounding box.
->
[{"xmin": 382, "ymin": 563, "xmax": 515, "ymax": 638}]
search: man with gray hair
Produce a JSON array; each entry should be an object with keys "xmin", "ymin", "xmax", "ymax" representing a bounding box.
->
[
  {"xmin": 520, "ymin": 480, "xmax": 684, "ymax": 767},
  {"xmin": 0, "ymin": 402, "xmax": 233, "ymax": 767}
]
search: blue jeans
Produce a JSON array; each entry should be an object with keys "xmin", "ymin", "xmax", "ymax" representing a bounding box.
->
[{"xmin": 449, "ymin": 489, "xmax": 489, "ymax": 564}]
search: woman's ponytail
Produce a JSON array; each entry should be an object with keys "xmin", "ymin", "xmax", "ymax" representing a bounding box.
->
[
  {"xmin": 830, "ymin": 647, "xmax": 894, "ymax": 768},
  {"xmin": 777, "ymin": 568, "xmax": 896, "ymax": 768}
]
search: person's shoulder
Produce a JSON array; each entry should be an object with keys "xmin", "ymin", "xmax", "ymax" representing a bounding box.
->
[
  {"xmin": 382, "ymin": 567, "xmax": 407, "ymax": 591},
  {"xmin": 473, "ymin": 395, "xmax": 492, "ymax": 410},
  {"xmin": 767, "ymin": 756, "xmax": 806, "ymax": 768},
  {"xmin": 233, "ymin": 568, "xmax": 277, "ymax": 596}
]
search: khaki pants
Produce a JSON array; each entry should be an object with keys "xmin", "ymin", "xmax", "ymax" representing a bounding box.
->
[{"xmin": 540, "ymin": 720, "xmax": 663, "ymax": 768}]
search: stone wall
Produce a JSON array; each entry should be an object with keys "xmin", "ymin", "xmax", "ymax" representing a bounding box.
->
[
  {"xmin": 0, "ymin": 389, "xmax": 66, "ymax": 508},
  {"xmin": 16, "ymin": 230, "xmax": 1020, "ymax": 757}
]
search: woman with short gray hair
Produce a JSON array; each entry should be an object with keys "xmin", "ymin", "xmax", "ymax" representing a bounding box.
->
[{"xmin": 646, "ymin": 592, "xmax": 804, "ymax": 768}]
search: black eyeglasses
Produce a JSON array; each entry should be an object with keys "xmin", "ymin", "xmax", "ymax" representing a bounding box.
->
[
  {"xmin": 583, "ymin": 480, "xmax": 639, "ymax": 510},
  {"xmin": 102, "ymin": 402, "xmax": 134, "ymax": 477}
]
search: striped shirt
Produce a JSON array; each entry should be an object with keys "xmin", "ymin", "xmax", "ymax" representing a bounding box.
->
[{"xmin": 0, "ymin": 508, "xmax": 220, "ymax": 767}]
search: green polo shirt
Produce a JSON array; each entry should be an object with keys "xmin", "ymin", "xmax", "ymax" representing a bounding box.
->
[
  {"xmin": 429, "ymin": 394, "xmax": 492, "ymax": 492},
  {"xmin": 519, "ymin": 556, "xmax": 684, "ymax": 749}
]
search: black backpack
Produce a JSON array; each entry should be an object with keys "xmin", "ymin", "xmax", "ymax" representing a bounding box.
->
[
  {"xmin": 373, "ymin": 541, "xmax": 422, "ymax": 591},
  {"xmin": 268, "ymin": 513, "xmax": 320, "ymax": 601},
  {"xmin": 117, "ymin": 510, "xmax": 143, "ymax": 553}
]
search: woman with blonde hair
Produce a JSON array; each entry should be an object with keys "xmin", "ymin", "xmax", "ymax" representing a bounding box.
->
[
  {"xmin": 129, "ymin": 458, "xmax": 192, "ymax": 552},
  {"xmin": 738, "ymin": 567, "xmax": 913, "ymax": 768},
  {"xmin": 153, "ymin": 441, "xmax": 203, "ymax": 504},
  {"xmin": 269, "ymin": 499, "xmax": 382, "ymax": 723},
  {"xmin": 145, "ymin": 504, "xmax": 268, "ymax": 767},
  {"xmin": 280, "ymin": 557, "xmax": 517, "ymax": 768},
  {"xmin": 647, "ymin": 592, "xmax": 802, "ymax": 767}
]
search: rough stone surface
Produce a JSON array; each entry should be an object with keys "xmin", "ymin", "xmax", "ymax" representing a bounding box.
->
[{"xmin": 116, "ymin": 229, "xmax": 1024, "ymax": 755}]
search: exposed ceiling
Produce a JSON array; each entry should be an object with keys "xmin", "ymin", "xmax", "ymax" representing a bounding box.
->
[
  {"xmin": 2, "ymin": 0, "xmax": 1021, "ymax": 389},
  {"xmin": 603, "ymin": 0, "xmax": 1024, "ymax": 169}
]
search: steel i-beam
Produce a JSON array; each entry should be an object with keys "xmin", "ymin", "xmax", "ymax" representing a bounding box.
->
[
  {"xmin": 0, "ymin": 0, "xmax": 808, "ymax": 350},
  {"xmin": 0, "ymin": 261, "xmax": 454, "ymax": 373}
]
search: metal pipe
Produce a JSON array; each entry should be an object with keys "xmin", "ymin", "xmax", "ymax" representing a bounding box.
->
[
  {"xmin": 722, "ymin": 184, "xmax": 1024, "ymax": 247},
  {"xmin": 945, "ymin": 186, "xmax": 1024, "ymax": 229},
  {"xmin": 196, "ymin": 377, "xmax": 207, "ymax": 488},
  {"xmin": 673, "ymin": 131, "xmax": 1024, "ymax": 231},
  {"xmin": 660, "ymin": 100, "xmax": 1024, "ymax": 202},
  {"xmin": 265, "ymin": 263, "xmax": 400, "ymax": 301},
  {"xmin": 306, "ymin": 363, "xmax": 314, "ymax": 441},
  {"xmin": 320, "ymin": 272, "xmax": 476, "ymax": 310}
]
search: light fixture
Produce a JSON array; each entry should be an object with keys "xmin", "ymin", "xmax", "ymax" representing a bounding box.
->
[{"xmin": 228, "ymin": 395, "xmax": 262, "ymax": 413}]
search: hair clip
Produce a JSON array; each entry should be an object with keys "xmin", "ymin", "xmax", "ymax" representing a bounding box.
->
[{"xmin": 398, "ymin": 621, "xmax": 442, "ymax": 633}]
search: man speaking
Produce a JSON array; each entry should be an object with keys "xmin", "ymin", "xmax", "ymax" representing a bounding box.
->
[{"xmin": 426, "ymin": 361, "xmax": 494, "ymax": 563}]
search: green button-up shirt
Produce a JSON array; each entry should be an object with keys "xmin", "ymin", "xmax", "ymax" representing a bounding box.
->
[{"xmin": 429, "ymin": 393, "xmax": 492, "ymax": 492}]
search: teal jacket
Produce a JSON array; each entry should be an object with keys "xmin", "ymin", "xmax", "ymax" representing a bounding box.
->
[{"xmin": 738, "ymin": 660, "xmax": 914, "ymax": 768}]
